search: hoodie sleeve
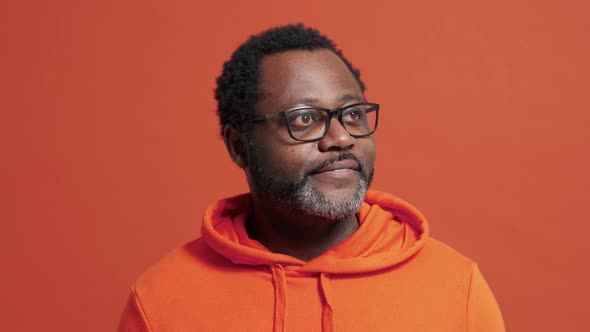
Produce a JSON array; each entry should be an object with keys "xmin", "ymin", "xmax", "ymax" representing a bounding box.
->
[
  {"xmin": 466, "ymin": 264, "xmax": 506, "ymax": 332},
  {"xmin": 118, "ymin": 286, "xmax": 153, "ymax": 332}
]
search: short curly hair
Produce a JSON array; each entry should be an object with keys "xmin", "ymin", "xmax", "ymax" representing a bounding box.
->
[{"xmin": 215, "ymin": 23, "xmax": 366, "ymax": 135}]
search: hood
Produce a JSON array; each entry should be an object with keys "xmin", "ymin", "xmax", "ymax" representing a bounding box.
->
[{"xmin": 201, "ymin": 189, "xmax": 430, "ymax": 274}]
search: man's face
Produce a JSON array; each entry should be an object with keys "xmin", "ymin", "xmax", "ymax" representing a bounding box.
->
[{"xmin": 245, "ymin": 49, "xmax": 376, "ymax": 221}]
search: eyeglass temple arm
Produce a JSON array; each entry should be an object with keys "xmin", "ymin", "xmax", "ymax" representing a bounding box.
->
[{"xmin": 251, "ymin": 112, "xmax": 283, "ymax": 122}]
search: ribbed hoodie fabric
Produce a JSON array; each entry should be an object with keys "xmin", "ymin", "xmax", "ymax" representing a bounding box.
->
[{"xmin": 119, "ymin": 189, "xmax": 505, "ymax": 331}]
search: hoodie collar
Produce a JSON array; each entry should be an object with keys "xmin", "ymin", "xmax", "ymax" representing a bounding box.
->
[{"xmin": 202, "ymin": 189, "xmax": 429, "ymax": 274}]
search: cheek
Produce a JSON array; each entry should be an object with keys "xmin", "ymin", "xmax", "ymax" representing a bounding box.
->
[
  {"xmin": 359, "ymin": 139, "xmax": 377, "ymax": 168},
  {"xmin": 268, "ymin": 146, "xmax": 310, "ymax": 178},
  {"xmin": 248, "ymin": 137, "xmax": 310, "ymax": 179}
]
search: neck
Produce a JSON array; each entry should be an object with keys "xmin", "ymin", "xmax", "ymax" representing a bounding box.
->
[{"xmin": 247, "ymin": 196, "xmax": 360, "ymax": 262}]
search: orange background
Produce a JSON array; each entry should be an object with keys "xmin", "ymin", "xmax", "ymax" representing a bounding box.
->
[{"xmin": 2, "ymin": 0, "xmax": 589, "ymax": 331}]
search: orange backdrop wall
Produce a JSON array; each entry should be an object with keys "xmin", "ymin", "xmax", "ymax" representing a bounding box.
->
[{"xmin": 2, "ymin": 0, "xmax": 589, "ymax": 331}]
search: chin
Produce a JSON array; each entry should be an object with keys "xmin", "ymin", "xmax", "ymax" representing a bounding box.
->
[{"xmin": 293, "ymin": 180, "xmax": 368, "ymax": 221}]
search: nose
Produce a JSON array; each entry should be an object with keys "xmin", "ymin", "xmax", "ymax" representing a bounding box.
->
[{"xmin": 317, "ymin": 116, "xmax": 355, "ymax": 151}]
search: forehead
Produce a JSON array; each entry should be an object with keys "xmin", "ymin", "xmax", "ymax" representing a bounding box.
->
[{"xmin": 256, "ymin": 49, "xmax": 363, "ymax": 113}]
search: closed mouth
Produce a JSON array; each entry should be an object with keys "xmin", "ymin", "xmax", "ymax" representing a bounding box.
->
[{"xmin": 311, "ymin": 159, "xmax": 360, "ymax": 174}]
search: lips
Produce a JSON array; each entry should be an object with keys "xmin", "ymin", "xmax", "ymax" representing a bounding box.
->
[{"xmin": 311, "ymin": 159, "xmax": 360, "ymax": 174}]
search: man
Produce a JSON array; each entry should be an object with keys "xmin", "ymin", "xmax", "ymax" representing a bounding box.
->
[{"xmin": 119, "ymin": 24, "xmax": 504, "ymax": 331}]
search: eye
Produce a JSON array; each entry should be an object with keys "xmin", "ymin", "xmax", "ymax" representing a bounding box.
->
[
  {"xmin": 288, "ymin": 109, "xmax": 322, "ymax": 129},
  {"xmin": 299, "ymin": 113, "xmax": 313, "ymax": 124},
  {"xmin": 346, "ymin": 110, "xmax": 361, "ymax": 121},
  {"xmin": 342, "ymin": 107, "xmax": 366, "ymax": 123}
]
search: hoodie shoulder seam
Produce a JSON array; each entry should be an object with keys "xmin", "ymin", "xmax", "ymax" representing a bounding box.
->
[
  {"xmin": 464, "ymin": 262, "xmax": 477, "ymax": 332},
  {"xmin": 132, "ymin": 284, "xmax": 154, "ymax": 332}
]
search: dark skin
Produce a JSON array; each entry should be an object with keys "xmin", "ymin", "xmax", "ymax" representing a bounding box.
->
[{"xmin": 224, "ymin": 49, "xmax": 376, "ymax": 262}]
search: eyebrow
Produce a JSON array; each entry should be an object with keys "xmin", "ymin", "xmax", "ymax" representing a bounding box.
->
[
  {"xmin": 338, "ymin": 94, "xmax": 363, "ymax": 102},
  {"xmin": 292, "ymin": 94, "xmax": 363, "ymax": 105}
]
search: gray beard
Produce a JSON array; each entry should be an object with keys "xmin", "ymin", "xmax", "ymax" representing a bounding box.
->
[{"xmin": 248, "ymin": 150, "xmax": 373, "ymax": 221}]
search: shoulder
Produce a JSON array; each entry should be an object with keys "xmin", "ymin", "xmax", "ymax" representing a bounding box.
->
[
  {"xmin": 412, "ymin": 237, "xmax": 479, "ymax": 277},
  {"xmin": 132, "ymin": 237, "xmax": 267, "ymax": 301},
  {"xmin": 127, "ymin": 237, "xmax": 271, "ymax": 327},
  {"xmin": 134, "ymin": 238, "xmax": 228, "ymax": 291},
  {"xmin": 423, "ymin": 237, "xmax": 474, "ymax": 262}
]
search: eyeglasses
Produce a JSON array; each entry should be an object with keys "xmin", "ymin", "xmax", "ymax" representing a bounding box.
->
[{"xmin": 250, "ymin": 102, "xmax": 379, "ymax": 142}]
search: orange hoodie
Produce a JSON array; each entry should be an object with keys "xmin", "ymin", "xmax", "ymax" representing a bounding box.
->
[{"xmin": 119, "ymin": 190, "xmax": 505, "ymax": 331}]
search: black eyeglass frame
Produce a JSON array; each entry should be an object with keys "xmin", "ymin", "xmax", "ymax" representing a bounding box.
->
[{"xmin": 250, "ymin": 102, "xmax": 380, "ymax": 142}]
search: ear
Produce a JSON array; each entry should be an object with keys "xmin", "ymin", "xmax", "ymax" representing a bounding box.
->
[{"xmin": 223, "ymin": 124, "xmax": 248, "ymax": 169}]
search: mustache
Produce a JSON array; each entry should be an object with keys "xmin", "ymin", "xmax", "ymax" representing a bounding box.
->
[{"xmin": 307, "ymin": 153, "xmax": 366, "ymax": 176}]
